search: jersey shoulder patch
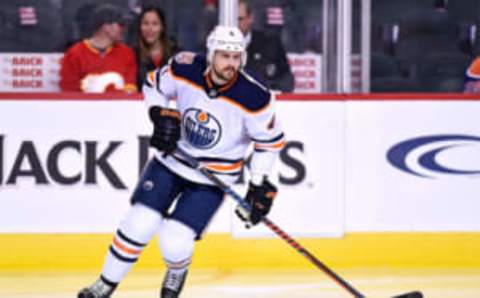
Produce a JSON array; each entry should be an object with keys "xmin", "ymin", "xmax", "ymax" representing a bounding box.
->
[
  {"xmin": 174, "ymin": 51, "xmax": 196, "ymax": 64},
  {"xmin": 223, "ymin": 71, "xmax": 272, "ymax": 113}
]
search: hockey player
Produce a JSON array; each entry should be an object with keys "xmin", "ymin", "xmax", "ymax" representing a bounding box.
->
[{"xmin": 77, "ymin": 25, "xmax": 285, "ymax": 298}]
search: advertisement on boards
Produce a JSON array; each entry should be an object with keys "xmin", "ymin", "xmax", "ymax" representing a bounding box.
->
[
  {"xmin": 0, "ymin": 53, "xmax": 322, "ymax": 93},
  {"xmin": 345, "ymin": 101, "xmax": 480, "ymax": 232},
  {"xmin": 0, "ymin": 53, "xmax": 62, "ymax": 92},
  {"xmin": 2, "ymin": 96, "xmax": 478, "ymax": 235},
  {"xmin": 0, "ymin": 99, "xmax": 345, "ymax": 237},
  {"xmin": 287, "ymin": 53, "xmax": 322, "ymax": 93},
  {"xmin": 232, "ymin": 101, "xmax": 345, "ymax": 238}
]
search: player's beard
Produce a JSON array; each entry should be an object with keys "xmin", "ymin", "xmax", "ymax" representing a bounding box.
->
[{"xmin": 212, "ymin": 65, "xmax": 237, "ymax": 83}]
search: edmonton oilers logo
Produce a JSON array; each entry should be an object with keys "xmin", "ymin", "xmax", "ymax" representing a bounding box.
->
[{"xmin": 182, "ymin": 108, "xmax": 222, "ymax": 149}]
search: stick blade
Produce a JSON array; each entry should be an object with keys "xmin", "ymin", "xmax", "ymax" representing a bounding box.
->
[{"xmin": 391, "ymin": 291, "xmax": 423, "ymax": 298}]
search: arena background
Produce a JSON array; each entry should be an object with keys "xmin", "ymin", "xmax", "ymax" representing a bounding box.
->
[{"xmin": 1, "ymin": 0, "xmax": 480, "ymax": 297}]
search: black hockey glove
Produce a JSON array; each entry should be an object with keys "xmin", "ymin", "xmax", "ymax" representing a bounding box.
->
[
  {"xmin": 149, "ymin": 106, "xmax": 181, "ymax": 155},
  {"xmin": 235, "ymin": 179, "xmax": 277, "ymax": 225}
]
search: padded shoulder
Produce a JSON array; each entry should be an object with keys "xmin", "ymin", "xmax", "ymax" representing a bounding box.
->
[
  {"xmin": 223, "ymin": 71, "xmax": 272, "ymax": 113},
  {"xmin": 170, "ymin": 52, "xmax": 207, "ymax": 84}
]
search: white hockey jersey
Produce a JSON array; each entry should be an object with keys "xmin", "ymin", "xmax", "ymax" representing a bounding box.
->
[{"xmin": 143, "ymin": 52, "xmax": 285, "ymax": 186}]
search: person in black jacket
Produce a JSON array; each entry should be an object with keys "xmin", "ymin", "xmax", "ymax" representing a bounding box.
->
[
  {"xmin": 238, "ymin": 0, "xmax": 295, "ymax": 92},
  {"xmin": 133, "ymin": 5, "xmax": 177, "ymax": 89}
]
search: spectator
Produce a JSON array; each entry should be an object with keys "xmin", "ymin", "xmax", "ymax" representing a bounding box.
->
[
  {"xmin": 133, "ymin": 6, "xmax": 177, "ymax": 89},
  {"xmin": 60, "ymin": 4, "xmax": 137, "ymax": 93},
  {"xmin": 464, "ymin": 57, "xmax": 480, "ymax": 93},
  {"xmin": 238, "ymin": 0, "xmax": 294, "ymax": 92}
]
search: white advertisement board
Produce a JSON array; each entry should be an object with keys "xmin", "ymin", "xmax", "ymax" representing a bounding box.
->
[
  {"xmin": 0, "ymin": 101, "xmax": 149, "ymax": 232},
  {"xmin": 2, "ymin": 97, "xmax": 479, "ymax": 234},
  {"xmin": 0, "ymin": 53, "xmax": 62, "ymax": 92},
  {"xmin": 232, "ymin": 101, "xmax": 345, "ymax": 237},
  {"xmin": 287, "ymin": 53, "xmax": 323, "ymax": 93},
  {"xmin": 0, "ymin": 99, "xmax": 345, "ymax": 237},
  {"xmin": 345, "ymin": 101, "xmax": 480, "ymax": 232},
  {"xmin": 0, "ymin": 53, "xmax": 322, "ymax": 93}
]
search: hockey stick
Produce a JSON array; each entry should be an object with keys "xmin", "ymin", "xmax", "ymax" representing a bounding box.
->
[{"xmin": 174, "ymin": 148, "xmax": 423, "ymax": 298}]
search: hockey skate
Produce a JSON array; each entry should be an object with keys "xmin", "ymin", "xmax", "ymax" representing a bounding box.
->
[
  {"xmin": 77, "ymin": 278, "xmax": 116, "ymax": 298},
  {"xmin": 160, "ymin": 269, "xmax": 188, "ymax": 298}
]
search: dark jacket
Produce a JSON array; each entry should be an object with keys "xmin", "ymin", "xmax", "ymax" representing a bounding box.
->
[
  {"xmin": 134, "ymin": 46, "xmax": 172, "ymax": 90},
  {"xmin": 245, "ymin": 30, "xmax": 294, "ymax": 92}
]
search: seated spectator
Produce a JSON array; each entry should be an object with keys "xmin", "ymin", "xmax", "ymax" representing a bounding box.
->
[
  {"xmin": 238, "ymin": 0, "xmax": 294, "ymax": 92},
  {"xmin": 464, "ymin": 57, "xmax": 480, "ymax": 93},
  {"xmin": 133, "ymin": 6, "xmax": 177, "ymax": 89},
  {"xmin": 60, "ymin": 4, "xmax": 137, "ymax": 93}
]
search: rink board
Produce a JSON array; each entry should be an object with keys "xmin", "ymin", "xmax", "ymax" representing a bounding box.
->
[
  {"xmin": 1, "ymin": 232, "xmax": 480, "ymax": 270},
  {"xmin": 1, "ymin": 93, "xmax": 480, "ymax": 270},
  {"xmin": 0, "ymin": 99, "xmax": 344, "ymax": 237}
]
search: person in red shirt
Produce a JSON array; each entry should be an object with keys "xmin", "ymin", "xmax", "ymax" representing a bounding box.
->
[{"xmin": 60, "ymin": 4, "xmax": 138, "ymax": 93}]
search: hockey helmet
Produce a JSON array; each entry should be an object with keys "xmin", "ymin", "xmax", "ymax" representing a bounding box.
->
[{"xmin": 206, "ymin": 25, "xmax": 247, "ymax": 66}]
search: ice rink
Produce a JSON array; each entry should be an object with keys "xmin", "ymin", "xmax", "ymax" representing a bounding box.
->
[{"xmin": 1, "ymin": 268, "xmax": 479, "ymax": 298}]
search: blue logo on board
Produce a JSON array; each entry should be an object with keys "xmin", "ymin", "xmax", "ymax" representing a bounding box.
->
[
  {"xmin": 182, "ymin": 108, "xmax": 221, "ymax": 149},
  {"xmin": 387, "ymin": 134, "xmax": 480, "ymax": 178}
]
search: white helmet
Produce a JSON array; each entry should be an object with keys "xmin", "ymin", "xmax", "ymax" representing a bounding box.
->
[{"xmin": 206, "ymin": 25, "xmax": 247, "ymax": 67}]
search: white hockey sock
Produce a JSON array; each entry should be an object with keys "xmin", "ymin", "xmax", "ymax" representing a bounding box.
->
[
  {"xmin": 101, "ymin": 204, "xmax": 162, "ymax": 283},
  {"xmin": 158, "ymin": 219, "xmax": 196, "ymax": 273}
]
